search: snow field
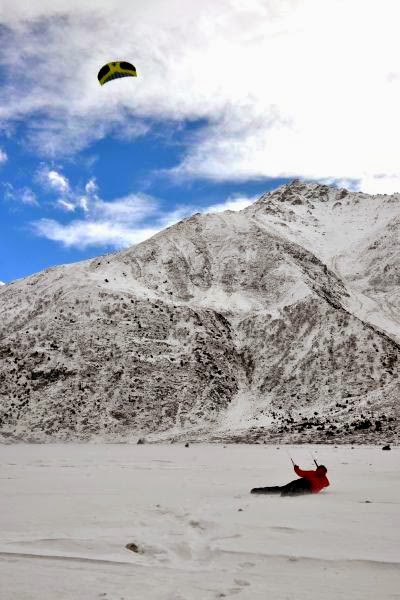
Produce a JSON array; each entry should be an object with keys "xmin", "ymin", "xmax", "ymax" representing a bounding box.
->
[{"xmin": 0, "ymin": 444, "xmax": 399, "ymax": 599}]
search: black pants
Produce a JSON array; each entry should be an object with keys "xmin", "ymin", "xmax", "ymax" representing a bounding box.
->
[{"xmin": 251, "ymin": 477, "xmax": 312, "ymax": 497}]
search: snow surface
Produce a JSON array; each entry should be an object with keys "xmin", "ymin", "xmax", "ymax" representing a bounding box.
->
[{"xmin": 1, "ymin": 444, "xmax": 399, "ymax": 599}]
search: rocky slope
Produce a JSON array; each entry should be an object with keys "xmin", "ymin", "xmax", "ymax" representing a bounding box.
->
[{"xmin": 0, "ymin": 181, "xmax": 399, "ymax": 443}]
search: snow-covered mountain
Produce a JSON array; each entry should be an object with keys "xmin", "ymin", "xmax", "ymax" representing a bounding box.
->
[{"xmin": 1, "ymin": 181, "xmax": 399, "ymax": 443}]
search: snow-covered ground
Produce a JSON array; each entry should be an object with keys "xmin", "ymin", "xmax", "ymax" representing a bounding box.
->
[{"xmin": 1, "ymin": 444, "xmax": 399, "ymax": 599}]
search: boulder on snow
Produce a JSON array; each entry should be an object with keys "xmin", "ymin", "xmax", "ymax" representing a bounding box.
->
[{"xmin": 382, "ymin": 444, "xmax": 391, "ymax": 451}]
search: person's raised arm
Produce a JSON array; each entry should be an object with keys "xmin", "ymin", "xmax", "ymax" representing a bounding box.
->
[{"xmin": 294, "ymin": 465, "xmax": 314, "ymax": 478}]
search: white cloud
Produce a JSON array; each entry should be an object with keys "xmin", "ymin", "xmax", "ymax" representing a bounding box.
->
[
  {"xmin": 0, "ymin": 281, "xmax": 5, "ymax": 285},
  {"xmin": 46, "ymin": 170, "xmax": 70, "ymax": 193},
  {"xmin": 92, "ymin": 194, "xmax": 158, "ymax": 221},
  {"xmin": 37, "ymin": 167, "xmax": 96, "ymax": 212},
  {"xmin": 33, "ymin": 218, "xmax": 160, "ymax": 249},
  {"xmin": 0, "ymin": 149, "xmax": 7, "ymax": 163},
  {"xmin": 85, "ymin": 178, "xmax": 97, "ymax": 195},
  {"xmin": 32, "ymin": 187, "xmax": 256, "ymax": 249},
  {"xmin": 3, "ymin": 183, "xmax": 38, "ymax": 206},
  {"xmin": 205, "ymin": 195, "xmax": 257, "ymax": 213},
  {"xmin": 56, "ymin": 199, "xmax": 76, "ymax": 212},
  {"xmin": 2, "ymin": 0, "xmax": 399, "ymax": 192},
  {"xmin": 323, "ymin": 175, "xmax": 400, "ymax": 195},
  {"xmin": 20, "ymin": 188, "xmax": 38, "ymax": 205},
  {"xmin": 32, "ymin": 191, "xmax": 161, "ymax": 248},
  {"xmin": 78, "ymin": 196, "xmax": 90, "ymax": 213},
  {"xmin": 355, "ymin": 175, "xmax": 400, "ymax": 196},
  {"xmin": 36, "ymin": 169, "xmax": 162, "ymax": 225},
  {"xmin": 3, "ymin": 182, "xmax": 14, "ymax": 201}
]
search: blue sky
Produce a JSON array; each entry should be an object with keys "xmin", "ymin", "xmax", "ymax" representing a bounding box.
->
[
  {"xmin": 1, "ymin": 1, "xmax": 399, "ymax": 283},
  {"xmin": 0, "ymin": 119, "xmax": 289, "ymax": 281}
]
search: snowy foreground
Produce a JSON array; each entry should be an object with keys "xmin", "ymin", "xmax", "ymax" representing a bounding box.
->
[{"xmin": 1, "ymin": 445, "xmax": 399, "ymax": 600}]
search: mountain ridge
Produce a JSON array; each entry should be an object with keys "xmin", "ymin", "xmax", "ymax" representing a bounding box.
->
[{"xmin": 1, "ymin": 180, "xmax": 399, "ymax": 443}]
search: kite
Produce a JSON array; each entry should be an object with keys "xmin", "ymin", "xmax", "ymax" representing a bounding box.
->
[{"xmin": 98, "ymin": 61, "xmax": 137, "ymax": 86}]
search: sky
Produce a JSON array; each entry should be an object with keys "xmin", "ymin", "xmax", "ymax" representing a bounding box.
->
[{"xmin": 1, "ymin": 0, "xmax": 399, "ymax": 283}]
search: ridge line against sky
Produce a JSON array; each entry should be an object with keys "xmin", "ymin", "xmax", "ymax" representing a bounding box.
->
[
  {"xmin": 1, "ymin": 0, "xmax": 399, "ymax": 281},
  {"xmin": 30, "ymin": 168, "xmax": 259, "ymax": 249}
]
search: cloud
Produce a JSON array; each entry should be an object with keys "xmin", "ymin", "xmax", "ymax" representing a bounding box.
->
[
  {"xmin": 355, "ymin": 175, "xmax": 400, "ymax": 196},
  {"xmin": 2, "ymin": 0, "xmax": 399, "ymax": 192},
  {"xmin": 34, "ymin": 168, "xmax": 164, "ymax": 237},
  {"xmin": 33, "ymin": 218, "xmax": 160, "ymax": 249},
  {"xmin": 2, "ymin": 182, "xmax": 38, "ymax": 206},
  {"xmin": 95, "ymin": 195, "xmax": 158, "ymax": 220},
  {"xmin": 323, "ymin": 175, "xmax": 400, "ymax": 195},
  {"xmin": 205, "ymin": 194, "xmax": 257, "ymax": 213},
  {"xmin": 32, "ymin": 190, "xmax": 162, "ymax": 248},
  {"xmin": 85, "ymin": 178, "xmax": 97, "ymax": 195},
  {"xmin": 39, "ymin": 164, "xmax": 158, "ymax": 218},
  {"xmin": 0, "ymin": 149, "xmax": 7, "ymax": 163},
  {"xmin": 37, "ymin": 166, "xmax": 95, "ymax": 212},
  {"xmin": 47, "ymin": 170, "xmax": 69, "ymax": 193},
  {"xmin": 32, "ymin": 185, "xmax": 256, "ymax": 249},
  {"xmin": 0, "ymin": 281, "xmax": 5, "ymax": 285},
  {"xmin": 56, "ymin": 199, "xmax": 76, "ymax": 212},
  {"xmin": 37, "ymin": 167, "xmax": 70, "ymax": 193},
  {"xmin": 20, "ymin": 188, "xmax": 38, "ymax": 205}
]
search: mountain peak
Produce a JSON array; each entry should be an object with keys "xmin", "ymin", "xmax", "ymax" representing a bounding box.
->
[
  {"xmin": 0, "ymin": 181, "xmax": 399, "ymax": 443},
  {"xmin": 255, "ymin": 180, "xmax": 350, "ymax": 207}
]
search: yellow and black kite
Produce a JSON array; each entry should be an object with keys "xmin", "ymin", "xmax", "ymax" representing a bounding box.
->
[{"xmin": 98, "ymin": 61, "xmax": 137, "ymax": 86}]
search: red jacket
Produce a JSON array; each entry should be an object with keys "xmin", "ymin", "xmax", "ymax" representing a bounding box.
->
[{"xmin": 294, "ymin": 465, "xmax": 330, "ymax": 493}]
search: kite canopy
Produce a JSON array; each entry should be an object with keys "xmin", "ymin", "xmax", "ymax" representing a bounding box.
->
[{"xmin": 98, "ymin": 61, "xmax": 137, "ymax": 85}]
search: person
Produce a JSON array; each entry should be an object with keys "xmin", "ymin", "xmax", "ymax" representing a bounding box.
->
[{"xmin": 251, "ymin": 464, "xmax": 330, "ymax": 497}]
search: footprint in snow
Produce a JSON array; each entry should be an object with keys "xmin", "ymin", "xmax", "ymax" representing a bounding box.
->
[
  {"xmin": 234, "ymin": 579, "xmax": 250, "ymax": 587},
  {"xmin": 239, "ymin": 561, "xmax": 255, "ymax": 568},
  {"xmin": 188, "ymin": 519, "xmax": 212, "ymax": 531},
  {"xmin": 270, "ymin": 526, "xmax": 298, "ymax": 533},
  {"xmin": 216, "ymin": 577, "xmax": 251, "ymax": 597}
]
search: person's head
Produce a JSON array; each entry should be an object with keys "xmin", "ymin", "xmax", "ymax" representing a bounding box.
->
[{"xmin": 316, "ymin": 465, "xmax": 327, "ymax": 476}]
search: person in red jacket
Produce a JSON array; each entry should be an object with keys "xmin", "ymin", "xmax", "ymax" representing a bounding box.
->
[{"xmin": 251, "ymin": 464, "xmax": 330, "ymax": 496}]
